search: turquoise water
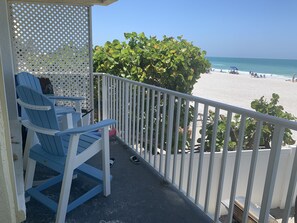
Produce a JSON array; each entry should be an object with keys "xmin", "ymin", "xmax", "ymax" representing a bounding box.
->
[{"xmin": 207, "ymin": 57, "xmax": 297, "ymax": 78}]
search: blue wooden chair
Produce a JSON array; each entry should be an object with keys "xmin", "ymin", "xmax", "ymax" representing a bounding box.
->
[
  {"xmin": 16, "ymin": 72, "xmax": 87, "ymax": 169},
  {"xmin": 17, "ymin": 85, "xmax": 116, "ymax": 223},
  {"xmin": 15, "ymin": 72, "xmax": 87, "ymax": 127}
]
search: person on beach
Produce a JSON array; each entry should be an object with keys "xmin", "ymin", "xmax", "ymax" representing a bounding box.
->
[{"xmin": 292, "ymin": 74, "xmax": 296, "ymax": 82}]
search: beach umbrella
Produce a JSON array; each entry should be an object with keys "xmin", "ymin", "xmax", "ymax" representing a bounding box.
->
[{"xmin": 230, "ymin": 66, "xmax": 238, "ymax": 70}]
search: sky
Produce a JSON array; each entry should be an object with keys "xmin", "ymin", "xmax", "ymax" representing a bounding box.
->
[{"xmin": 92, "ymin": 0, "xmax": 297, "ymax": 60}]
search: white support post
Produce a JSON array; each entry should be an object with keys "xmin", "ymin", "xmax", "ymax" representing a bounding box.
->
[
  {"xmin": 113, "ymin": 78, "xmax": 116, "ymax": 125},
  {"xmin": 144, "ymin": 89, "xmax": 150, "ymax": 161},
  {"xmin": 0, "ymin": 50, "xmax": 19, "ymax": 223},
  {"xmin": 0, "ymin": 0, "xmax": 18, "ymax": 121},
  {"xmin": 195, "ymin": 105, "xmax": 209, "ymax": 204},
  {"xmin": 102, "ymin": 76, "xmax": 108, "ymax": 120},
  {"xmin": 118, "ymin": 81, "xmax": 122, "ymax": 137},
  {"xmin": 214, "ymin": 111, "xmax": 232, "ymax": 222},
  {"xmin": 259, "ymin": 125, "xmax": 285, "ymax": 223},
  {"xmin": 124, "ymin": 82, "xmax": 129, "ymax": 144},
  {"xmin": 153, "ymin": 92, "xmax": 161, "ymax": 168},
  {"xmin": 226, "ymin": 115, "xmax": 246, "ymax": 223},
  {"xmin": 164, "ymin": 95, "xmax": 175, "ymax": 180},
  {"xmin": 149, "ymin": 90, "xmax": 155, "ymax": 164},
  {"xmin": 136, "ymin": 86, "xmax": 141, "ymax": 153},
  {"xmin": 242, "ymin": 120, "xmax": 263, "ymax": 223},
  {"xmin": 282, "ymin": 147, "xmax": 297, "ymax": 222},
  {"xmin": 279, "ymin": 146, "xmax": 296, "ymax": 209},
  {"xmin": 140, "ymin": 87, "xmax": 145, "ymax": 157},
  {"xmin": 116, "ymin": 80, "xmax": 119, "ymax": 132},
  {"xmin": 102, "ymin": 126, "xmax": 111, "ymax": 196},
  {"xmin": 97, "ymin": 76, "xmax": 101, "ymax": 121},
  {"xmin": 179, "ymin": 100, "xmax": 189, "ymax": 191},
  {"xmin": 172, "ymin": 97, "xmax": 181, "ymax": 184},
  {"xmin": 159, "ymin": 93, "xmax": 167, "ymax": 173},
  {"xmin": 204, "ymin": 107, "xmax": 220, "ymax": 213},
  {"xmin": 186, "ymin": 101, "xmax": 199, "ymax": 197},
  {"xmin": 132, "ymin": 86, "xmax": 136, "ymax": 150}
]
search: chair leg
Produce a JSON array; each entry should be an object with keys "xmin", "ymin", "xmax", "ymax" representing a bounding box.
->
[
  {"xmin": 25, "ymin": 158, "xmax": 36, "ymax": 202},
  {"xmin": 55, "ymin": 134, "xmax": 79, "ymax": 223},
  {"xmin": 55, "ymin": 167, "xmax": 74, "ymax": 223},
  {"xmin": 81, "ymin": 113, "xmax": 90, "ymax": 126},
  {"xmin": 59, "ymin": 113, "xmax": 74, "ymax": 130},
  {"xmin": 23, "ymin": 129, "xmax": 38, "ymax": 170},
  {"xmin": 25, "ymin": 158, "xmax": 36, "ymax": 190}
]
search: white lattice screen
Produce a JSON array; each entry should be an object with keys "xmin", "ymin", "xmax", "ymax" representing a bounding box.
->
[{"xmin": 9, "ymin": 2, "xmax": 92, "ymax": 109}]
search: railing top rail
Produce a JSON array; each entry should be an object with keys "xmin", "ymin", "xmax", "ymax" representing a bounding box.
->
[{"xmin": 94, "ymin": 72, "xmax": 297, "ymax": 131}]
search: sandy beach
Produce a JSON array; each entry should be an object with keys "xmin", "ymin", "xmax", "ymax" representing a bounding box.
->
[{"xmin": 193, "ymin": 71, "xmax": 297, "ymax": 117}]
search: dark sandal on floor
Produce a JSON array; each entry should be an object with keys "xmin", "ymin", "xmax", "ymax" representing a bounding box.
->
[
  {"xmin": 110, "ymin": 158, "xmax": 115, "ymax": 167},
  {"xmin": 129, "ymin": 155, "xmax": 140, "ymax": 165}
]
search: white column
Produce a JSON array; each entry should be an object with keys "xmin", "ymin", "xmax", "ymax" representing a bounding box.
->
[
  {"xmin": 0, "ymin": 0, "xmax": 18, "ymax": 121},
  {"xmin": 0, "ymin": 50, "xmax": 18, "ymax": 223}
]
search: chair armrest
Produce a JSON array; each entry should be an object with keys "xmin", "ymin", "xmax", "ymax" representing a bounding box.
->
[
  {"xmin": 48, "ymin": 95, "xmax": 85, "ymax": 101},
  {"xmin": 21, "ymin": 120, "xmax": 59, "ymax": 136},
  {"xmin": 55, "ymin": 110, "xmax": 77, "ymax": 115},
  {"xmin": 55, "ymin": 119, "xmax": 116, "ymax": 136}
]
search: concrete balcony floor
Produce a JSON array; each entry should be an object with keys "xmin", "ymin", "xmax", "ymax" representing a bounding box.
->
[{"xmin": 24, "ymin": 139, "xmax": 212, "ymax": 223}]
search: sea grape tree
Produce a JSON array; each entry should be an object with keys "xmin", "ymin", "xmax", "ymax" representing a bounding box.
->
[{"xmin": 93, "ymin": 32, "xmax": 210, "ymax": 94}]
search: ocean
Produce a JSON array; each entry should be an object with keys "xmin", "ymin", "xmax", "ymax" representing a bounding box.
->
[{"xmin": 207, "ymin": 57, "xmax": 297, "ymax": 79}]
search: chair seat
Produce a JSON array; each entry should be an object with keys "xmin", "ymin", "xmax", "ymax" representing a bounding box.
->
[
  {"xmin": 30, "ymin": 133, "xmax": 100, "ymax": 173},
  {"xmin": 61, "ymin": 133, "xmax": 100, "ymax": 153}
]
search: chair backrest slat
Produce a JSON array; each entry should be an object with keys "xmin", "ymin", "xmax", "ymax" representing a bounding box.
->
[
  {"xmin": 16, "ymin": 72, "xmax": 43, "ymax": 93},
  {"xmin": 17, "ymin": 85, "xmax": 66, "ymax": 156}
]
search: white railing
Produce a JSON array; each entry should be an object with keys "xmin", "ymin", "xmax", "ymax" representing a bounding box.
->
[{"xmin": 94, "ymin": 73, "xmax": 297, "ymax": 222}]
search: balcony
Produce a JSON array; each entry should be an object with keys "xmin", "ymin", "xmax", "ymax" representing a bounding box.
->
[
  {"xmin": 10, "ymin": 72, "xmax": 297, "ymax": 223},
  {"xmin": 1, "ymin": 2, "xmax": 296, "ymax": 221},
  {"xmin": 24, "ymin": 140, "xmax": 212, "ymax": 222}
]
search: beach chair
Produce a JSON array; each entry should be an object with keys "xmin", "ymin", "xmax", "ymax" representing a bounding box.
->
[
  {"xmin": 15, "ymin": 72, "xmax": 88, "ymax": 127},
  {"xmin": 17, "ymin": 85, "xmax": 116, "ymax": 223},
  {"xmin": 15, "ymin": 72, "xmax": 88, "ymax": 169}
]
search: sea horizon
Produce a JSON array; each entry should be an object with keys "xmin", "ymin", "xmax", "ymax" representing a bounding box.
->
[{"xmin": 206, "ymin": 56, "xmax": 297, "ymax": 79}]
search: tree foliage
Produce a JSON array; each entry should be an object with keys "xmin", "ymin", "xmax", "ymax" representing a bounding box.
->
[
  {"xmin": 93, "ymin": 32, "xmax": 210, "ymax": 94},
  {"xmin": 200, "ymin": 94, "xmax": 296, "ymax": 151},
  {"xmin": 249, "ymin": 93, "xmax": 296, "ymax": 148}
]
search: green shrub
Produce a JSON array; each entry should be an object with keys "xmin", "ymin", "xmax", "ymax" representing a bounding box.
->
[
  {"xmin": 93, "ymin": 32, "xmax": 210, "ymax": 152},
  {"xmin": 199, "ymin": 94, "xmax": 296, "ymax": 151},
  {"xmin": 93, "ymin": 32, "xmax": 210, "ymax": 94}
]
